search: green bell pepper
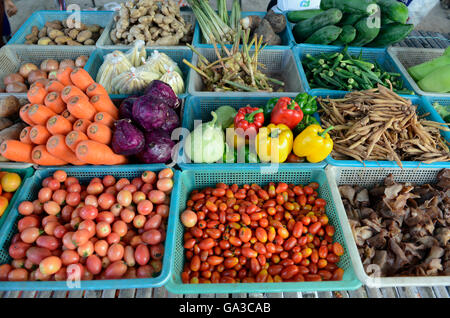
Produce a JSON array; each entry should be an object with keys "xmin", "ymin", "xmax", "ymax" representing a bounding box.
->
[
  {"xmin": 293, "ymin": 115, "xmax": 320, "ymax": 136},
  {"xmin": 294, "ymin": 93, "xmax": 317, "ymax": 115},
  {"xmin": 237, "ymin": 145, "xmax": 260, "ymax": 163},
  {"xmin": 263, "ymin": 97, "xmax": 279, "ymax": 124}
]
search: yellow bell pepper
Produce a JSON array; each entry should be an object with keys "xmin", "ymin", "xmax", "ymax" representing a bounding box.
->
[
  {"xmin": 255, "ymin": 123, "xmax": 293, "ymax": 163},
  {"xmin": 226, "ymin": 123, "xmax": 248, "ymax": 149},
  {"xmin": 293, "ymin": 124, "xmax": 334, "ymax": 163}
]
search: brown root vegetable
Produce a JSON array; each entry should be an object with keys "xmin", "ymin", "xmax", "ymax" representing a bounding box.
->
[
  {"xmin": 54, "ymin": 36, "xmax": 70, "ymax": 45},
  {"xmin": 40, "ymin": 59, "xmax": 59, "ymax": 72},
  {"xmin": 75, "ymin": 56, "xmax": 89, "ymax": 68},
  {"xmin": 0, "ymin": 122, "xmax": 26, "ymax": 145},
  {"xmin": 240, "ymin": 16, "xmax": 262, "ymax": 31},
  {"xmin": 254, "ymin": 19, "xmax": 281, "ymax": 45},
  {"xmin": 59, "ymin": 59, "xmax": 75, "ymax": 69},
  {"xmin": 0, "ymin": 96, "xmax": 21, "ymax": 118},
  {"xmin": 48, "ymin": 29, "xmax": 65, "ymax": 40},
  {"xmin": 3, "ymin": 73, "xmax": 25, "ymax": 86},
  {"xmin": 76, "ymin": 30, "xmax": 92, "ymax": 43},
  {"xmin": 265, "ymin": 9, "xmax": 287, "ymax": 33},
  {"xmin": 27, "ymin": 70, "xmax": 47, "ymax": 84},
  {"xmin": 0, "ymin": 118, "xmax": 13, "ymax": 131},
  {"xmin": 19, "ymin": 63, "xmax": 38, "ymax": 79},
  {"xmin": 83, "ymin": 39, "xmax": 95, "ymax": 45},
  {"xmin": 37, "ymin": 37, "xmax": 52, "ymax": 45},
  {"xmin": 6, "ymin": 82, "xmax": 28, "ymax": 93}
]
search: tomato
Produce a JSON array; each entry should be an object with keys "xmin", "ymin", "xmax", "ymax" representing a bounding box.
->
[
  {"xmin": 97, "ymin": 193, "xmax": 115, "ymax": 210},
  {"xmin": 144, "ymin": 214, "xmax": 162, "ymax": 230},
  {"xmin": 62, "ymin": 232, "xmax": 76, "ymax": 250},
  {"xmin": 102, "ymin": 175, "xmax": 116, "ymax": 187},
  {"xmin": 18, "ymin": 201, "xmax": 34, "ymax": 216},
  {"xmin": 64, "ymin": 176, "xmax": 79, "ymax": 187},
  {"xmin": 96, "ymin": 221, "xmax": 111, "ymax": 238},
  {"xmin": 137, "ymin": 200, "xmax": 153, "ymax": 215},
  {"xmin": 156, "ymin": 178, "xmax": 173, "ymax": 193},
  {"xmin": 94, "ymin": 240, "xmax": 109, "ymax": 257},
  {"xmin": 42, "ymin": 201, "xmax": 60, "ymax": 216},
  {"xmin": 158, "ymin": 168, "xmax": 173, "ymax": 180},
  {"xmin": 332, "ymin": 242, "xmax": 344, "ymax": 256},
  {"xmin": 106, "ymin": 232, "xmax": 120, "ymax": 245},
  {"xmin": 96, "ymin": 211, "xmax": 114, "ymax": 224},
  {"xmin": 87, "ymin": 182, "xmax": 104, "ymax": 195},
  {"xmin": 148, "ymin": 190, "xmax": 165, "ymax": 205},
  {"xmin": 79, "ymin": 205, "xmax": 98, "ymax": 220},
  {"xmin": 84, "ymin": 195, "xmax": 98, "ymax": 207},
  {"xmin": 54, "ymin": 268, "xmax": 67, "ymax": 281},
  {"xmin": 150, "ymin": 244, "xmax": 164, "ymax": 260},
  {"xmin": 120, "ymin": 208, "xmax": 135, "ymax": 223},
  {"xmin": 86, "ymin": 255, "xmax": 102, "ymax": 275},
  {"xmin": 66, "ymin": 192, "xmax": 81, "ymax": 207},
  {"xmin": 39, "ymin": 256, "xmax": 62, "ymax": 275},
  {"xmin": 53, "ymin": 170, "xmax": 67, "ymax": 183},
  {"xmin": 141, "ymin": 229, "xmax": 162, "ymax": 245},
  {"xmin": 77, "ymin": 241, "xmax": 94, "ymax": 257},
  {"xmin": 0, "ymin": 264, "xmax": 12, "ymax": 281},
  {"xmin": 141, "ymin": 171, "xmax": 157, "ymax": 184},
  {"xmin": 135, "ymin": 244, "xmax": 150, "ymax": 265},
  {"xmin": 116, "ymin": 190, "xmax": 132, "ymax": 207},
  {"xmin": 38, "ymin": 187, "xmax": 53, "ymax": 203},
  {"xmin": 107, "ymin": 243, "xmax": 124, "ymax": 262},
  {"xmin": 136, "ymin": 265, "xmax": 154, "ymax": 278},
  {"xmin": 123, "ymin": 246, "xmax": 135, "ymax": 267},
  {"xmin": 156, "ymin": 204, "xmax": 169, "ymax": 218},
  {"xmin": 26, "ymin": 246, "xmax": 52, "ymax": 265},
  {"xmin": 180, "ymin": 210, "xmax": 197, "ymax": 228},
  {"xmin": 71, "ymin": 229, "xmax": 90, "ymax": 247},
  {"xmin": 61, "ymin": 250, "xmax": 80, "ymax": 266},
  {"xmin": 133, "ymin": 214, "xmax": 146, "ymax": 228},
  {"xmin": 67, "ymin": 183, "xmax": 81, "ymax": 193},
  {"xmin": 332, "ymin": 268, "xmax": 344, "ymax": 281},
  {"xmin": 47, "ymin": 179, "xmax": 60, "ymax": 191},
  {"xmin": 32, "ymin": 200, "xmax": 43, "ymax": 215},
  {"xmin": 78, "ymin": 219, "xmax": 96, "ymax": 238},
  {"xmin": 35, "ymin": 235, "xmax": 59, "ymax": 251},
  {"xmin": 112, "ymin": 220, "xmax": 128, "ymax": 237},
  {"xmin": 140, "ymin": 183, "xmax": 153, "ymax": 195},
  {"xmin": 8, "ymin": 268, "xmax": 28, "ymax": 281},
  {"xmin": 131, "ymin": 177, "xmax": 144, "ymax": 190},
  {"xmin": 20, "ymin": 227, "xmax": 41, "ymax": 243}
]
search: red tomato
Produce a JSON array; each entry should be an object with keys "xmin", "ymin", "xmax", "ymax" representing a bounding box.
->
[
  {"xmin": 66, "ymin": 192, "xmax": 81, "ymax": 207},
  {"xmin": 104, "ymin": 261, "xmax": 127, "ymax": 279},
  {"xmin": 137, "ymin": 200, "xmax": 153, "ymax": 215},
  {"xmin": 117, "ymin": 190, "xmax": 132, "ymax": 207},
  {"xmin": 61, "ymin": 250, "xmax": 80, "ymax": 266},
  {"xmin": 64, "ymin": 176, "xmax": 79, "ymax": 187},
  {"xmin": 18, "ymin": 201, "xmax": 34, "ymax": 216},
  {"xmin": 141, "ymin": 171, "xmax": 156, "ymax": 184},
  {"xmin": 26, "ymin": 246, "xmax": 51, "ymax": 265},
  {"xmin": 62, "ymin": 232, "xmax": 76, "ymax": 250},
  {"xmin": 112, "ymin": 220, "xmax": 128, "ymax": 237},
  {"xmin": 79, "ymin": 205, "xmax": 98, "ymax": 220},
  {"xmin": 155, "ymin": 204, "xmax": 169, "ymax": 218},
  {"xmin": 8, "ymin": 268, "xmax": 28, "ymax": 281},
  {"xmin": 96, "ymin": 221, "xmax": 111, "ymax": 238},
  {"xmin": 43, "ymin": 201, "xmax": 60, "ymax": 215},
  {"xmin": 18, "ymin": 215, "xmax": 39, "ymax": 232},
  {"xmin": 107, "ymin": 243, "xmax": 124, "ymax": 262},
  {"xmin": 47, "ymin": 179, "xmax": 60, "ymax": 191},
  {"xmin": 20, "ymin": 227, "xmax": 41, "ymax": 243},
  {"xmin": 38, "ymin": 187, "xmax": 53, "ymax": 203},
  {"xmin": 36, "ymin": 235, "xmax": 59, "ymax": 251},
  {"xmin": 77, "ymin": 241, "xmax": 94, "ymax": 257},
  {"xmin": 39, "ymin": 256, "xmax": 62, "ymax": 275},
  {"xmin": 106, "ymin": 232, "xmax": 120, "ymax": 245},
  {"xmin": 133, "ymin": 215, "xmax": 146, "ymax": 228},
  {"xmin": 158, "ymin": 168, "xmax": 173, "ymax": 179},
  {"xmin": 0, "ymin": 264, "xmax": 12, "ymax": 281},
  {"xmin": 141, "ymin": 229, "xmax": 162, "ymax": 245},
  {"xmin": 98, "ymin": 193, "xmax": 115, "ymax": 210},
  {"xmin": 78, "ymin": 219, "xmax": 96, "ymax": 237},
  {"xmin": 148, "ymin": 190, "xmax": 165, "ymax": 205},
  {"xmin": 134, "ymin": 244, "xmax": 150, "ymax": 265},
  {"xmin": 32, "ymin": 200, "xmax": 44, "ymax": 215},
  {"xmin": 96, "ymin": 211, "xmax": 114, "ymax": 224},
  {"xmin": 53, "ymin": 170, "xmax": 67, "ymax": 183},
  {"xmin": 84, "ymin": 195, "xmax": 98, "ymax": 208},
  {"xmin": 102, "ymin": 175, "xmax": 116, "ymax": 187},
  {"xmin": 86, "ymin": 255, "xmax": 102, "ymax": 275},
  {"xmin": 180, "ymin": 210, "xmax": 197, "ymax": 228},
  {"xmin": 120, "ymin": 208, "xmax": 135, "ymax": 223},
  {"xmin": 71, "ymin": 229, "xmax": 90, "ymax": 247},
  {"xmin": 156, "ymin": 178, "xmax": 173, "ymax": 192},
  {"xmin": 87, "ymin": 182, "xmax": 104, "ymax": 195},
  {"xmin": 94, "ymin": 240, "xmax": 109, "ymax": 257}
]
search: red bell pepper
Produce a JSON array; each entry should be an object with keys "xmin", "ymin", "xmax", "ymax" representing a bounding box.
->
[
  {"xmin": 234, "ymin": 106, "xmax": 265, "ymax": 135},
  {"xmin": 270, "ymin": 97, "xmax": 304, "ymax": 130}
]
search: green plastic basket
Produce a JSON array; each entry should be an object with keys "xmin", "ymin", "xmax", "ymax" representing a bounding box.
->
[
  {"xmin": 165, "ymin": 166, "xmax": 362, "ymax": 294},
  {"xmin": 0, "ymin": 167, "xmax": 34, "ymax": 230}
]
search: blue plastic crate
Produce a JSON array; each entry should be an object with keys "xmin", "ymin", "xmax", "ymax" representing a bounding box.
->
[
  {"xmin": 165, "ymin": 166, "xmax": 362, "ymax": 294},
  {"xmin": 310, "ymin": 90, "xmax": 450, "ymax": 168},
  {"xmin": 8, "ymin": 10, "xmax": 115, "ymax": 46},
  {"xmin": 0, "ymin": 164, "xmax": 180, "ymax": 291},
  {"xmin": 192, "ymin": 12, "xmax": 292, "ymax": 49},
  {"xmin": 84, "ymin": 48, "xmax": 192, "ymax": 100},
  {"xmin": 423, "ymin": 96, "xmax": 450, "ymax": 142},
  {"xmin": 177, "ymin": 95, "xmax": 327, "ymax": 170},
  {"xmin": 293, "ymin": 44, "xmax": 416, "ymax": 95}
]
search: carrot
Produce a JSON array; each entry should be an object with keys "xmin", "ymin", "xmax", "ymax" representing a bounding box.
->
[
  {"xmin": 65, "ymin": 130, "xmax": 88, "ymax": 152},
  {"xmin": 30, "ymin": 81, "xmax": 46, "ymax": 89},
  {"xmin": 73, "ymin": 118, "xmax": 92, "ymax": 134},
  {"xmin": 61, "ymin": 109, "xmax": 76, "ymax": 124},
  {"xmin": 89, "ymin": 95, "xmax": 119, "ymax": 119},
  {"xmin": 27, "ymin": 104, "xmax": 56, "ymax": 126},
  {"xmin": 44, "ymin": 91, "xmax": 66, "ymax": 114},
  {"xmin": 45, "ymin": 80, "xmax": 65, "ymax": 93},
  {"xmin": 19, "ymin": 104, "xmax": 35, "ymax": 126},
  {"xmin": 76, "ymin": 140, "xmax": 127, "ymax": 165},
  {"xmin": 0, "ymin": 140, "xmax": 33, "ymax": 163},
  {"xmin": 27, "ymin": 85, "xmax": 47, "ymax": 105},
  {"xmin": 94, "ymin": 112, "xmax": 116, "ymax": 128},
  {"xmin": 29, "ymin": 125, "xmax": 51, "ymax": 145},
  {"xmin": 86, "ymin": 83, "xmax": 108, "ymax": 98},
  {"xmin": 19, "ymin": 126, "xmax": 33, "ymax": 144},
  {"xmin": 70, "ymin": 68, "xmax": 95, "ymax": 91},
  {"xmin": 46, "ymin": 134, "xmax": 85, "ymax": 165},
  {"xmin": 46, "ymin": 115, "xmax": 72, "ymax": 135},
  {"xmin": 31, "ymin": 145, "xmax": 68, "ymax": 166},
  {"xmin": 56, "ymin": 67, "xmax": 73, "ymax": 86},
  {"xmin": 61, "ymin": 85, "xmax": 87, "ymax": 103},
  {"xmin": 87, "ymin": 122, "xmax": 112, "ymax": 144},
  {"xmin": 67, "ymin": 95, "xmax": 96, "ymax": 121}
]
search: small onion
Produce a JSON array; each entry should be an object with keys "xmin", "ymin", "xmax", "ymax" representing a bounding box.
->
[
  {"xmin": 75, "ymin": 56, "xmax": 89, "ymax": 68},
  {"xmin": 40, "ymin": 59, "xmax": 59, "ymax": 72},
  {"xmin": 27, "ymin": 70, "xmax": 47, "ymax": 84},
  {"xmin": 19, "ymin": 63, "xmax": 38, "ymax": 79},
  {"xmin": 59, "ymin": 59, "xmax": 75, "ymax": 69},
  {"xmin": 3, "ymin": 73, "xmax": 25, "ymax": 86}
]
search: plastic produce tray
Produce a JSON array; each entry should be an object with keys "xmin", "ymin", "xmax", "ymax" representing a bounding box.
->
[
  {"xmin": 187, "ymin": 47, "xmax": 304, "ymax": 97},
  {"xmin": 165, "ymin": 166, "xmax": 362, "ymax": 294},
  {"xmin": 192, "ymin": 11, "xmax": 292, "ymax": 49},
  {"xmin": 177, "ymin": 95, "xmax": 326, "ymax": 170},
  {"xmin": 326, "ymin": 165, "xmax": 450, "ymax": 288},
  {"xmin": 0, "ymin": 166, "xmax": 34, "ymax": 230},
  {"xmin": 388, "ymin": 47, "xmax": 449, "ymax": 97},
  {"xmin": 0, "ymin": 45, "xmax": 95, "ymax": 98},
  {"xmin": 7, "ymin": 10, "xmax": 115, "ymax": 47},
  {"xmin": 294, "ymin": 44, "xmax": 415, "ymax": 95},
  {"xmin": 0, "ymin": 164, "xmax": 180, "ymax": 291},
  {"xmin": 311, "ymin": 90, "xmax": 450, "ymax": 168},
  {"xmin": 83, "ymin": 47, "xmax": 192, "ymax": 100},
  {"xmin": 97, "ymin": 11, "xmax": 196, "ymax": 49},
  {"xmin": 423, "ymin": 96, "xmax": 450, "ymax": 142}
]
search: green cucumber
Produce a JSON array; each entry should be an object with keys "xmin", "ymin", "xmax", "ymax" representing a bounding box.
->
[
  {"xmin": 339, "ymin": 13, "xmax": 365, "ymax": 26},
  {"xmin": 367, "ymin": 23, "xmax": 414, "ymax": 47},
  {"xmin": 305, "ymin": 25, "xmax": 343, "ymax": 45},
  {"xmin": 320, "ymin": 0, "xmax": 378, "ymax": 15},
  {"xmin": 351, "ymin": 16, "xmax": 381, "ymax": 46},
  {"xmin": 293, "ymin": 8, "xmax": 343, "ymax": 42},
  {"xmin": 332, "ymin": 25, "xmax": 356, "ymax": 45},
  {"xmin": 287, "ymin": 9, "xmax": 324, "ymax": 23},
  {"xmin": 374, "ymin": 0, "xmax": 409, "ymax": 24}
]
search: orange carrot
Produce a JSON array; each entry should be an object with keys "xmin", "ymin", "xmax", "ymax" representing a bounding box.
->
[
  {"xmin": 61, "ymin": 85, "xmax": 87, "ymax": 103},
  {"xmin": 46, "ymin": 115, "xmax": 72, "ymax": 135},
  {"xmin": 30, "ymin": 81, "xmax": 47, "ymax": 89},
  {"xmin": 27, "ymin": 85, "xmax": 47, "ymax": 105},
  {"xmin": 65, "ymin": 130, "xmax": 88, "ymax": 152},
  {"xmin": 61, "ymin": 109, "xmax": 76, "ymax": 124},
  {"xmin": 87, "ymin": 122, "xmax": 112, "ymax": 144},
  {"xmin": 45, "ymin": 80, "xmax": 65, "ymax": 93},
  {"xmin": 29, "ymin": 125, "xmax": 51, "ymax": 145},
  {"xmin": 67, "ymin": 95, "xmax": 96, "ymax": 121},
  {"xmin": 73, "ymin": 118, "xmax": 92, "ymax": 134},
  {"xmin": 76, "ymin": 140, "xmax": 127, "ymax": 165},
  {"xmin": 44, "ymin": 91, "xmax": 66, "ymax": 114},
  {"xmin": 89, "ymin": 94, "xmax": 119, "ymax": 119},
  {"xmin": 46, "ymin": 134, "xmax": 85, "ymax": 165},
  {"xmin": 94, "ymin": 112, "xmax": 116, "ymax": 128},
  {"xmin": 86, "ymin": 83, "xmax": 108, "ymax": 98},
  {"xmin": 31, "ymin": 145, "xmax": 68, "ymax": 166},
  {"xmin": 56, "ymin": 67, "xmax": 73, "ymax": 86},
  {"xmin": 19, "ymin": 104, "xmax": 35, "ymax": 126},
  {"xmin": 0, "ymin": 140, "xmax": 33, "ymax": 163},
  {"xmin": 27, "ymin": 104, "xmax": 56, "ymax": 126},
  {"xmin": 70, "ymin": 68, "xmax": 95, "ymax": 91},
  {"xmin": 19, "ymin": 126, "xmax": 33, "ymax": 144}
]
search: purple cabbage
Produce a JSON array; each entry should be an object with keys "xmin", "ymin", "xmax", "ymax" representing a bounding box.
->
[
  {"xmin": 144, "ymin": 80, "xmax": 180, "ymax": 109},
  {"xmin": 119, "ymin": 96, "xmax": 138, "ymax": 119},
  {"xmin": 111, "ymin": 119, "xmax": 145, "ymax": 156},
  {"xmin": 132, "ymin": 95, "xmax": 180, "ymax": 133},
  {"xmin": 137, "ymin": 129, "xmax": 175, "ymax": 164}
]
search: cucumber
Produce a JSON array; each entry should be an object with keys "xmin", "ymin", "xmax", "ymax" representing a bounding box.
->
[
  {"xmin": 339, "ymin": 13, "xmax": 364, "ymax": 26},
  {"xmin": 287, "ymin": 9, "xmax": 324, "ymax": 23},
  {"xmin": 305, "ymin": 26, "xmax": 343, "ymax": 45},
  {"xmin": 351, "ymin": 16, "xmax": 381, "ymax": 46},
  {"xmin": 335, "ymin": 25, "xmax": 356, "ymax": 44},
  {"xmin": 374, "ymin": 0, "xmax": 409, "ymax": 24},
  {"xmin": 320, "ymin": 0, "xmax": 378, "ymax": 15},
  {"xmin": 293, "ymin": 8, "xmax": 343, "ymax": 42},
  {"xmin": 367, "ymin": 23, "xmax": 414, "ymax": 47}
]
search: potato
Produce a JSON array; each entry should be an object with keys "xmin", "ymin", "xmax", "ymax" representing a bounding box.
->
[
  {"xmin": 45, "ymin": 21, "xmax": 63, "ymax": 30},
  {"xmin": 68, "ymin": 29, "xmax": 80, "ymax": 40},
  {"xmin": 38, "ymin": 27, "xmax": 48, "ymax": 38},
  {"xmin": 0, "ymin": 122, "xmax": 27, "ymax": 145},
  {"xmin": 19, "ymin": 63, "xmax": 38, "ymax": 79},
  {"xmin": 3, "ymin": 73, "xmax": 25, "ymax": 86},
  {"xmin": 83, "ymin": 39, "xmax": 95, "ymax": 45},
  {"xmin": 37, "ymin": 37, "xmax": 52, "ymax": 45},
  {"xmin": 87, "ymin": 24, "xmax": 101, "ymax": 33},
  {"xmin": 0, "ymin": 118, "xmax": 13, "ymax": 131},
  {"xmin": 40, "ymin": 59, "xmax": 59, "ymax": 72},
  {"xmin": 75, "ymin": 56, "xmax": 89, "ymax": 68},
  {"xmin": 27, "ymin": 70, "xmax": 47, "ymax": 84},
  {"xmin": 76, "ymin": 30, "xmax": 92, "ymax": 43},
  {"xmin": 67, "ymin": 39, "xmax": 83, "ymax": 46},
  {"xmin": 54, "ymin": 35, "xmax": 70, "ymax": 45},
  {"xmin": 48, "ymin": 29, "xmax": 65, "ymax": 40},
  {"xmin": 59, "ymin": 59, "xmax": 75, "ymax": 69},
  {"xmin": 0, "ymin": 96, "xmax": 21, "ymax": 118}
]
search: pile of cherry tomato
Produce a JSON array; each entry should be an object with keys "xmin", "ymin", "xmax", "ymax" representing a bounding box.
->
[
  {"xmin": 0, "ymin": 168, "xmax": 174, "ymax": 282},
  {"xmin": 180, "ymin": 181, "xmax": 345, "ymax": 284}
]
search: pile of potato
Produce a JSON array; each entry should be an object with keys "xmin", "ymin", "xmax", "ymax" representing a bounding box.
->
[
  {"xmin": 1, "ymin": 56, "xmax": 89, "ymax": 93},
  {"xmin": 24, "ymin": 20, "xmax": 104, "ymax": 46},
  {"xmin": 0, "ymin": 96, "xmax": 28, "ymax": 161}
]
